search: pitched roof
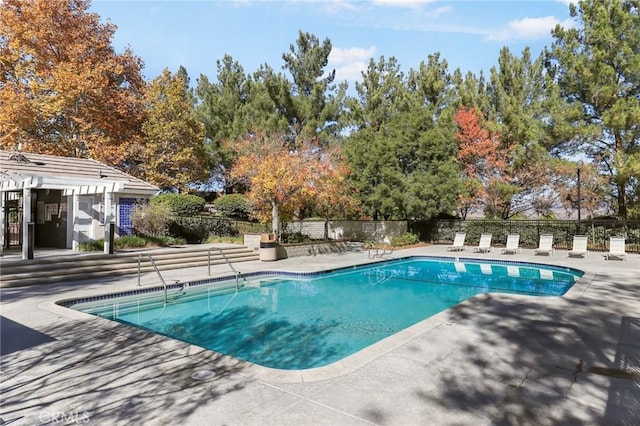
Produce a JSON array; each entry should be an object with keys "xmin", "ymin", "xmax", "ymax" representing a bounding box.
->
[{"xmin": 0, "ymin": 150, "xmax": 158, "ymax": 195}]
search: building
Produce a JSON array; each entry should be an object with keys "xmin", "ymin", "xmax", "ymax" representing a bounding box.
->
[{"xmin": 0, "ymin": 150, "xmax": 159, "ymax": 259}]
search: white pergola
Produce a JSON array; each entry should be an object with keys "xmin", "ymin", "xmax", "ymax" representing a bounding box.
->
[
  {"xmin": 1, "ymin": 150, "xmax": 158, "ymax": 260},
  {"xmin": 0, "ymin": 173, "xmax": 124, "ymax": 259}
]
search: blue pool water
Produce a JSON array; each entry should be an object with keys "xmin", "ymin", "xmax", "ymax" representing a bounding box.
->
[{"xmin": 67, "ymin": 257, "xmax": 582, "ymax": 370}]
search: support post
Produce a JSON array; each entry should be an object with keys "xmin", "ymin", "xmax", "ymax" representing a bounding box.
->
[
  {"xmin": 22, "ymin": 187, "xmax": 32, "ymax": 260},
  {"xmin": 105, "ymin": 223, "xmax": 115, "ymax": 254},
  {"xmin": 0, "ymin": 192, "xmax": 5, "ymax": 255},
  {"xmin": 103, "ymin": 189, "xmax": 113, "ymax": 254},
  {"xmin": 576, "ymin": 168, "xmax": 581, "ymax": 229},
  {"xmin": 72, "ymin": 191, "xmax": 79, "ymax": 251},
  {"xmin": 27, "ymin": 222, "xmax": 34, "ymax": 259}
]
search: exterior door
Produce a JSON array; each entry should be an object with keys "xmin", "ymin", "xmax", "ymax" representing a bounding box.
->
[{"xmin": 77, "ymin": 197, "xmax": 93, "ymax": 242}]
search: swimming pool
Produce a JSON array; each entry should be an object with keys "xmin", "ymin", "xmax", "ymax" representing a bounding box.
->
[{"xmin": 63, "ymin": 257, "xmax": 582, "ymax": 370}]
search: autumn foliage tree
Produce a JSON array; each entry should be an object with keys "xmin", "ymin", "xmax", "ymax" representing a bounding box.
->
[
  {"xmin": 0, "ymin": 0, "xmax": 145, "ymax": 164},
  {"xmin": 229, "ymin": 132, "xmax": 354, "ymax": 240},
  {"xmin": 306, "ymin": 146, "xmax": 360, "ymax": 239},
  {"xmin": 555, "ymin": 162, "xmax": 610, "ymax": 219},
  {"xmin": 454, "ymin": 107, "xmax": 517, "ymax": 218},
  {"xmin": 134, "ymin": 68, "xmax": 210, "ymax": 191}
]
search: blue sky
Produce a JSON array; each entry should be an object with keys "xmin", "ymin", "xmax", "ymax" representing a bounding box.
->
[{"xmin": 90, "ymin": 0, "xmax": 575, "ymax": 86}]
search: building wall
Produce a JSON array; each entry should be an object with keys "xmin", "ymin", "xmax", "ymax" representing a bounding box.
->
[{"xmin": 117, "ymin": 197, "xmax": 138, "ymax": 236}]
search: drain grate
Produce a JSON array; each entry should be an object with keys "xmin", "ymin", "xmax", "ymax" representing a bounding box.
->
[{"xmin": 191, "ymin": 370, "xmax": 216, "ymax": 381}]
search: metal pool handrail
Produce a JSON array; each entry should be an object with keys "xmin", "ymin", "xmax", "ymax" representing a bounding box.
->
[
  {"xmin": 208, "ymin": 247, "xmax": 243, "ymax": 290},
  {"xmin": 137, "ymin": 254, "xmax": 168, "ymax": 306}
]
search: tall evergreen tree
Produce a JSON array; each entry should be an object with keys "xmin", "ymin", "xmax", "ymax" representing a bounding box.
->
[
  {"xmin": 545, "ymin": 0, "xmax": 640, "ymax": 218},
  {"xmin": 279, "ymin": 31, "xmax": 346, "ymax": 147},
  {"xmin": 345, "ymin": 55, "xmax": 459, "ymax": 220},
  {"xmin": 401, "ymin": 54, "xmax": 460, "ymax": 219},
  {"xmin": 345, "ymin": 56, "xmax": 407, "ymax": 220},
  {"xmin": 485, "ymin": 47, "xmax": 556, "ymax": 217},
  {"xmin": 451, "ymin": 69, "xmax": 489, "ymax": 114}
]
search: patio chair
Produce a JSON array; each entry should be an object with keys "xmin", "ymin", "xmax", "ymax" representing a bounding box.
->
[
  {"xmin": 605, "ymin": 236, "xmax": 627, "ymax": 261},
  {"xmin": 447, "ymin": 232, "xmax": 466, "ymax": 251},
  {"xmin": 534, "ymin": 234, "xmax": 555, "ymax": 256},
  {"xmin": 568, "ymin": 235, "xmax": 589, "ymax": 258},
  {"xmin": 474, "ymin": 233, "xmax": 492, "ymax": 253},
  {"xmin": 501, "ymin": 234, "xmax": 521, "ymax": 255}
]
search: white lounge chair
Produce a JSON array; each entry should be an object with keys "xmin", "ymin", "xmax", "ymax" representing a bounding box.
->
[
  {"xmin": 501, "ymin": 234, "xmax": 521, "ymax": 254},
  {"xmin": 474, "ymin": 233, "xmax": 492, "ymax": 253},
  {"xmin": 606, "ymin": 236, "xmax": 627, "ymax": 261},
  {"xmin": 534, "ymin": 234, "xmax": 555, "ymax": 256},
  {"xmin": 447, "ymin": 232, "xmax": 466, "ymax": 251},
  {"xmin": 568, "ymin": 235, "xmax": 589, "ymax": 258}
]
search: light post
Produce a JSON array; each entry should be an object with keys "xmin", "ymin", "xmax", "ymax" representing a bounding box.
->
[{"xmin": 576, "ymin": 168, "xmax": 581, "ymax": 229}]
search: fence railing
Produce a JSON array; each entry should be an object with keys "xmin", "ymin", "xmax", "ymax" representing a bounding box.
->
[{"xmin": 413, "ymin": 219, "xmax": 640, "ymax": 253}]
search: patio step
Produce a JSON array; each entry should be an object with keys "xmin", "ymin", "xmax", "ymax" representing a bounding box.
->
[{"xmin": 0, "ymin": 245, "xmax": 260, "ymax": 288}]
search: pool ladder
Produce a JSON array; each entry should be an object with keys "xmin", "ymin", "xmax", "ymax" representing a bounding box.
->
[
  {"xmin": 208, "ymin": 247, "xmax": 244, "ymax": 290},
  {"xmin": 137, "ymin": 254, "xmax": 168, "ymax": 306}
]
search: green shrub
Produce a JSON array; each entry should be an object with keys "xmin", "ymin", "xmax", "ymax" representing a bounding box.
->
[
  {"xmin": 131, "ymin": 202, "xmax": 172, "ymax": 237},
  {"xmin": 168, "ymin": 216, "xmax": 236, "ymax": 243},
  {"xmin": 236, "ymin": 220, "xmax": 269, "ymax": 235},
  {"xmin": 79, "ymin": 239, "xmax": 104, "ymax": 251},
  {"xmin": 151, "ymin": 193, "xmax": 205, "ymax": 216},
  {"xmin": 114, "ymin": 235, "xmax": 148, "ymax": 249},
  {"xmin": 78, "ymin": 235, "xmax": 185, "ymax": 251},
  {"xmin": 213, "ymin": 194, "xmax": 252, "ymax": 219},
  {"xmin": 206, "ymin": 235, "xmax": 244, "ymax": 244},
  {"xmin": 391, "ymin": 232, "xmax": 419, "ymax": 247},
  {"xmin": 281, "ymin": 231, "xmax": 310, "ymax": 243}
]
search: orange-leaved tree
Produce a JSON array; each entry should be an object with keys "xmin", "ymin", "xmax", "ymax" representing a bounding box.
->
[
  {"xmin": 229, "ymin": 132, "xmax": 355, "ymax": 240},
  {"xmin": 454, "ymin": 107, "xmax": 516, "ymax": 219},
  {"xmin": 555, "ymin": 161, "xmax": 609, "ymax": 219},
  {"xmin": 0, "ymin": 0, "xmax": 145, "ymax": 165},
  {"xmin": 305, "ymin": 145, "xmax": 360, "ymax": 239}
]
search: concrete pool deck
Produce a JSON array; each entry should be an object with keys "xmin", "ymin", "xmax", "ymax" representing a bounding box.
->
[{"xmin": 1, "ymin": 245, "xmax": 638, "ymax": 425}]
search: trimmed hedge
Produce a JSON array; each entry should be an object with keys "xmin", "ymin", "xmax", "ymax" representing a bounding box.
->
[
  {"xmin": 213, "ymin": 194, "xmax": 252, "ymax": 219},
  {"xmin": 168, "ymin": 216, "xmax": 237, "ymax": 243},
  {"xmin": 151, "ymin": 193, "xmax": 205, "ymax": 216}
]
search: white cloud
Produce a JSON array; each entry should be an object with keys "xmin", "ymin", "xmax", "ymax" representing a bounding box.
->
[
  {"xmin": 320, "ymin": 0, "xmax": 360, "ymax": 13},
  {"xmin": 487, "ymin": 16, "xmax": 574, "ymax": 41},
  {"xmin": 329, "ymin": 46, "xmax": 377, "ymax": 81},
  {"xmin": 285, "ymin": 0, "xmax": 360, "ymax": 13},
  {"xmin": 373, "ymin": 0, "xmax": 435, "ymax": 8},
  {"xmin": 425, "ymin": 5, "xmax": 452, "ymax": 18}
]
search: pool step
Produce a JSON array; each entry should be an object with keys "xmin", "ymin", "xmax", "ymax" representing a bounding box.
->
[{"xmin": 0, "ymin": 245, "xmax": 260, "ymax": 288}]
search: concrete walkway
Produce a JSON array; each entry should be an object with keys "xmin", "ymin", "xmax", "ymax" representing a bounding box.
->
[{"xmin": 1, "ymin": 245, "xmax": 638, "ymax": 425}]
